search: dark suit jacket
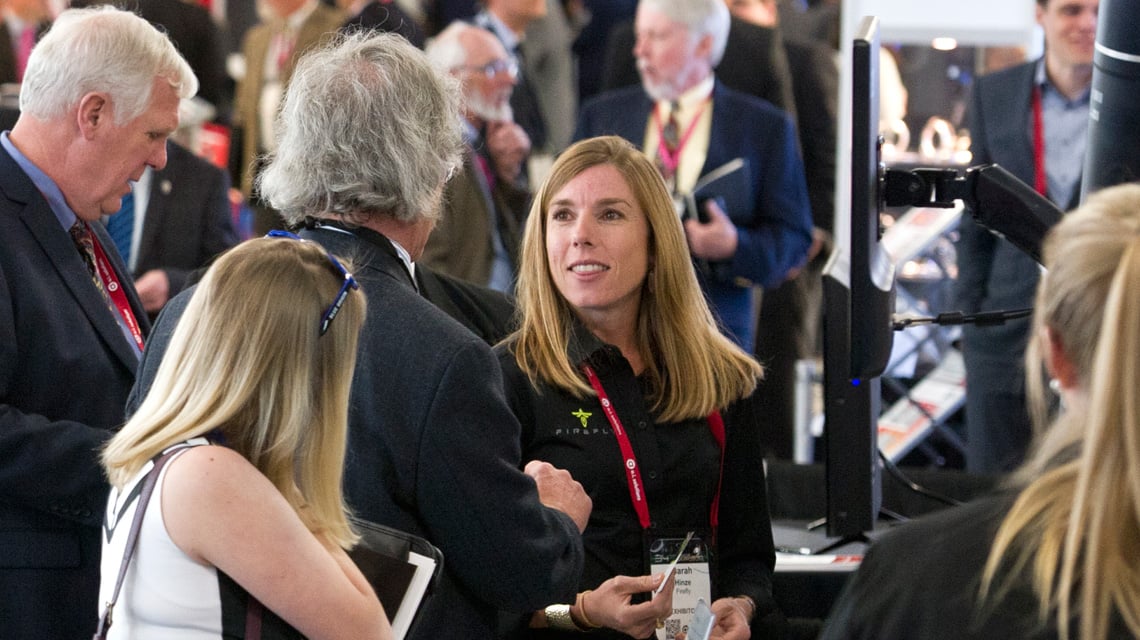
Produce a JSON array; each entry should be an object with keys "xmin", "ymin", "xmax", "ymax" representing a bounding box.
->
[
  {"xmin": 130, "ymin": 224, "xmax": 582, "ymax": 640},
  {"xmin": 0, "ymin": 144, "xmax": 149, "ymax": 639},
  {"xmin": 954, "ymin": 61, "xmax": 1050, "ymax": 384},
  {"xmin": 784, "ymin": 36, "xmax": 837, "ymax": 235},
  {"xmin": 575, "ymin": 82, "xmax": 812, "ymax": 349},
  {"xmin": 573, "ymin": 0, "xmax": 637, "ymax": 102},
  {"xmin": 129, "ymin": 141, "xmax": 237, "ymax": 298},
  {"xmin": 415, "ymin": 265, "xmax": 517, "ymax": 345},
  {"xmin": 0, "ymin": 25, "xmax": 15, "ymax": 85},
  {"xmin": 953, "ymin": 59, "xmax": 1078, "ymax": 471},
  {"xmin": 600, "ymin": 15, "xmax": 796, "ymax": 118},
  {"xmin": 420, "ymin": 147, "xmax": 529, "ymax": 289},
  {"xmin": 129, "ymin": 0, "xmax": 230, "ymax": 119},
  {"xmin": 342, "ymin": 0, "xmax": 426, "ymax": 48},
  {"xmin": 749, "ymin": 35, "xmax": 838, "ymax": 458}
]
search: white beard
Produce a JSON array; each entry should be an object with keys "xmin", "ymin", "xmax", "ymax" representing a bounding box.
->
[
  {"xmin": 636, "ymin": 59, "xmax": 682, "ymax": 103},
  {"xmin": 466, "ymin": 92, "xmax": 514, "ymax": 124}
]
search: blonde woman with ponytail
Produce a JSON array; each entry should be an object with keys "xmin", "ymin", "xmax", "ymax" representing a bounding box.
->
[
  {"xmin": 98, "ymin": 236, "xmax": 389, "ymax": 640},
  {"xmin": 821, "ymin": 182, "xmax": 1140, "ymax": 640}
]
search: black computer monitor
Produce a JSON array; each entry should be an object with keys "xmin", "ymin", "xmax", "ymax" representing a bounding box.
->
[{"xmin": 820, "ymin": 15, "xmax": 895, "ymax": 540}]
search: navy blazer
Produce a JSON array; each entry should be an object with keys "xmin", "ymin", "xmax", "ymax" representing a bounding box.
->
[
  {"xmin": 575, "ymin": 82, "xmax": 812, "ymax": 349},
  {"xmin": 130, "ymin": 224, "xmax": 582, "ymax": 640},
  {"xmin": 0, "ymin": 144, "xmax": 148, "ymax": 639},
  {"xmin": 130, "ymin": 141, "xmax": 237, "ymax": 298}
]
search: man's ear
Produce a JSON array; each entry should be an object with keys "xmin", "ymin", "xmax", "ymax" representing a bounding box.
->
[
  {"xmin": 696, "ymin": 33, "xmax": 715, "ymax": 63},
  {"xmin": 77, "ymin": 92, "xmax": 110, "ymax": 139}
]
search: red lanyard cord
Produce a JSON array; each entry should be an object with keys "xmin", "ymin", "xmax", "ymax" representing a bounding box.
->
[
  {"xmin": 581, "ymin": 364, "xmax": 725, "ymax": 533},
  {"xmin": 88, "ymin": 225, "xmax": 144, "ymax": 351},
  {"xmin": 653, "ymin": 98, "xmax": 710, "ymax": 179},
  {"xmin": 1031, "ymin": 85, "xmax": 1048, "ymax": 197}
]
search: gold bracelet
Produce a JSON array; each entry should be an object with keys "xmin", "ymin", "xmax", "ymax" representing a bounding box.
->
[
  {"xmin": 574, "ymin": 590, "xmax": 601, "ymax": 630},
  {"xmin": 545, "ymin": 604, "xmax": 589, "ymax": 632}
]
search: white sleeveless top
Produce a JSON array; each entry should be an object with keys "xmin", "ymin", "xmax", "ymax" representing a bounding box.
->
[{"xmin": 98, "ymin": 438, "xmax": 249, "ymax": 639}]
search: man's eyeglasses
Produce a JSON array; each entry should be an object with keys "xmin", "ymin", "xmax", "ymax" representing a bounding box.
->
[
  {"xmin": 456, "ymin": 57, "xmax": 519, "ymax": 80},
  {"xmin": 265, "ymin": 231, "xmax": 360, "ymax": 336}
]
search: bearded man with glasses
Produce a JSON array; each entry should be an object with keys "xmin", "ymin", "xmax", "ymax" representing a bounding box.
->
[{"xmin": 420, "ymin": 21, "xmax": 533, "ymax": 295}]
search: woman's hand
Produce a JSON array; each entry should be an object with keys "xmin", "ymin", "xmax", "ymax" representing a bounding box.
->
[
  {"xmin": 676, "ymin": 597, "xmax": 753, "ymax": 640},
  {"xmin": 573, "ymin": 572, "xmax": 675, "ymax": 638}
]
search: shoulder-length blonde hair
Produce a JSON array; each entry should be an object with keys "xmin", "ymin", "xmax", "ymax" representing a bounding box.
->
[
  {"xmin": 980, "ymin": 183, "xmax": 1140, "ymax": 640},
  {"xmin": 102, "ymin": 237, "xmax": 367, "ymax": 549},
  {"xmin": 509, "ymin": 136, "xmax": 761, "ymax": 422}
]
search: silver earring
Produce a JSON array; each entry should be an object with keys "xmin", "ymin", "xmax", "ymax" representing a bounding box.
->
[{"xmin": 1049, "ymin": 378, "xmax": 1062, "ymax": 395}]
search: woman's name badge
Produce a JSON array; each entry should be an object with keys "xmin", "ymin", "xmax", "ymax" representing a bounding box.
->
[{"xmin": 647, "ymin": 531, "xmax": 712, "ymax": 640}]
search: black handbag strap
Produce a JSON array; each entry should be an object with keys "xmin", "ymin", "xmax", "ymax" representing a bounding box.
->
[
  {"xmin": 245, "ymin": 596, "xmax": 264, "ymax": 639},
  {"xmin": 93, "ymin": 448, "xmax": 182, "ymax": 640},
  {"xmin": 94, "ymin": 442, "xmax": 268, "ymax": 640}
]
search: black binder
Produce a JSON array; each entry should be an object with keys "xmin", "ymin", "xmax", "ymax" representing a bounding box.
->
[
  {"xmin": 348, "ymin": 518, "xmax": 444, "ymax": 640},
  {"xmin": 683, "ymin": 157, "xmax": 753, "ymax": 224}
]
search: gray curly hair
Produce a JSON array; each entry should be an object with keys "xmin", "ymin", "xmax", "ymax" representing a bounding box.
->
[{"xmin": 257, "ymin": 31, "xmax": 464, "ymax": 225}]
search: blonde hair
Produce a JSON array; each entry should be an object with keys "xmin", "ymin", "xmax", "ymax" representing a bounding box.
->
[
  {"xmin": 980, "ymin": 183, "xmax": 1140, "ymax": 640},
  {"xmin": 508, "ymin": 136, "xmax": 761, "ymax": 421},
  {"xmin": 103, "ymin": 237, "xmax": 367, "ymax": 549}
]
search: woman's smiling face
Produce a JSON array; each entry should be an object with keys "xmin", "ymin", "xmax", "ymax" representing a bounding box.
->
[{"xmin": 545, "ymin": 163, "xmax": 652, "ymax": 329}]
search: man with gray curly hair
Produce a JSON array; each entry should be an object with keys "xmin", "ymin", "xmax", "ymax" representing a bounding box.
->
[
  {"xmin": 0, "ymin": 6, "xmax": 196, "ymax": 638},
  {"xmin": 134, "ymin": 30, "xmax": 590, "ymax": 639}
]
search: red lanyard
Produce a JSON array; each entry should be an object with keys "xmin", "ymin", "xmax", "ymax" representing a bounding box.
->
[
  {"xmin": 1031, "ymin": 85, "xmax": 1048, "ymax": 197},
  {"xmin": 88, "ymin": 227, "xmax": 144, "ymax": 351},
  {"xmin": 581, "ymin": 364, "xmax": 725, "ymax": 533},
  {"xmin": 653, "ymin": 98, "xmax": 710, "ymax": 180}
]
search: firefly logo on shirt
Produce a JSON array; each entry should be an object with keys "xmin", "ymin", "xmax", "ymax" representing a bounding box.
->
[{"xmin": 571, "ymin": 408, "xmax": 592, "ymax": 428}]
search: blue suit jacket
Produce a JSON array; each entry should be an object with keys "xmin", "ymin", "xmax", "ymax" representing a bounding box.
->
[
  {"xmin": 0, "ymin": 144, "xmax": 148, "ymax": 639},
  {"xmin": 575, "ymin": 82, "xmax": 812, "ymax": 349}
]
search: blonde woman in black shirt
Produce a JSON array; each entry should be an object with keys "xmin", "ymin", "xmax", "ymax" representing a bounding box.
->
[{"xmin": 497, "ymin": 136, "xmax": 779, "ymax": 639}]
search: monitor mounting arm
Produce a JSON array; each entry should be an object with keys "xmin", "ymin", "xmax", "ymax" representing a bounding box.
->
[{"xmin": 882, "ymin": 164, "xmax": 1063, "ymax": 265}]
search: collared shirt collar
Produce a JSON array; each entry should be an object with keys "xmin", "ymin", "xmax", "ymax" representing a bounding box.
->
[
  {"xmin": 676, "ymin": 75, "xmax": 715, "ymax": 110},
  {"xmin": 461, "ymin": 118, "xmax": 480, "ymax": 146},
  {"xmin": 654, "ymin": 75, "xmax": 715, "ymax": 122},
  {"xmin": 1, "ymin": 131, "xmax": 79, "ymax": 232},
  {"xmin": 475, "ymin": 9, "xmax": 521, "ymax": 52},
  {"xmin": 309, "ymin": 219, "xmax": 419, "ymax": 290},
  {"xmin": 389, "ymin": 236, "xmax": 416, "ymax": 281},
  {"xmin": 566, "ymin": 316, "xmax": 625, "ymax": 372},
  {"xmin": 286, "ymin": 0, "xmax": 320, "ymax": 32},
  {"xmin": 3, "ymin": 12, "xmax": 31, "ymax": 40},
  {"xmin": 1034, "ymin": 57, "xmax": 1091, "ymax": 105}
]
